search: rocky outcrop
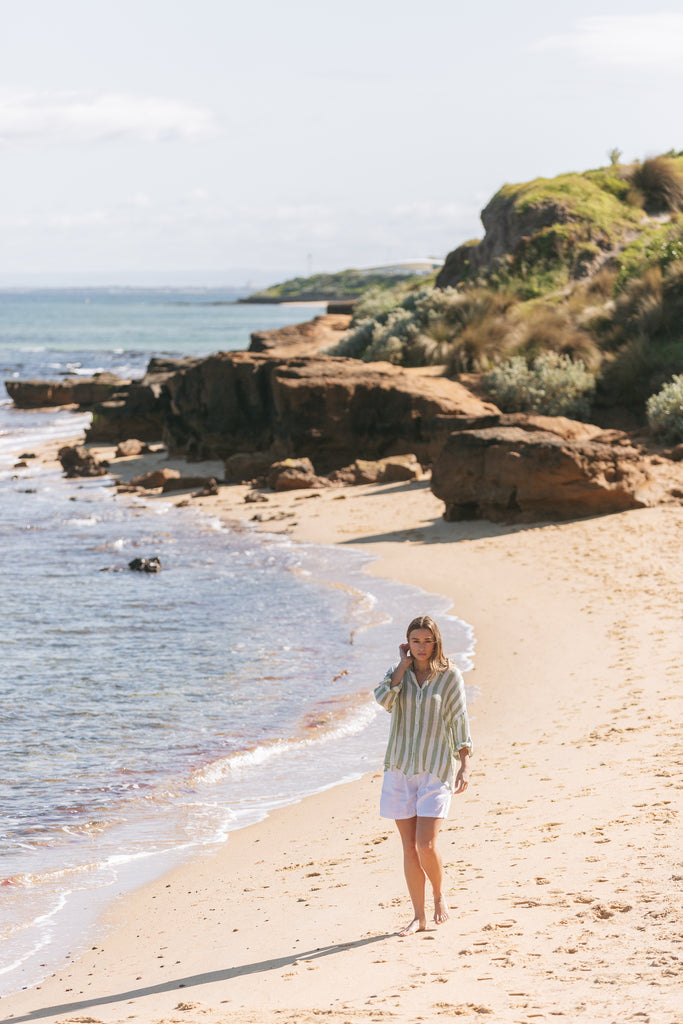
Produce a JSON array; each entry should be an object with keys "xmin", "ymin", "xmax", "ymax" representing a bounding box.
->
[
  {"xmin": 86, "ymin": 357, "xmax": 198, "ymax": 443},
  {"xmin": 431, "ymin": 424, "xmax": 651, "ymax": 522},
  {"xmin": 164, "ymin": 351, "xmax": 278, "ymax": 458},
  {"xmin": 5, "ymin": 373, "xmax": 131, "ymax": 409},
  {"xmin": 163, "ymin": 352, "xmax": 500, "ymax": 470},
  {"xmin": 249, "ymin": 313, "xmax": 351, "ymax": 357},
  {"xmin": 436, "ymin": 189, "xmax": 612, "ymax": 290},
  {"xmin": 58, "ymin": 445, "xmax": 109, "ymax": 478}
]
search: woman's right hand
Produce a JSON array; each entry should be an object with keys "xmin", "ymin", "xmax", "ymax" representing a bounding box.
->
[
  {"xmin": 389, "ymin": 643, "xmax": 413, "ymax": 688},
  {"xmin": 399, "ymin": 642, "xmax": 412, "ymax": 665}
]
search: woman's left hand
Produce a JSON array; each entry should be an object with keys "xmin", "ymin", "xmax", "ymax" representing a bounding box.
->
[{"xmin": 454, "ymin": 766, "xmax": 470, "ymax": 794}]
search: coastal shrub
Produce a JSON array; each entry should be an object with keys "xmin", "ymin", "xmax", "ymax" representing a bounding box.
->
[
  {"xmin": 515, "ymin": 304, "xmax": 601, "ymax": 370},
  {"xmin": 350, "ymin": 277, "xmax": 432, "ymax": 323},
  {"xmin": 351, "ymin": 285, "xmax": 406, "ymax": 322},
  {"xmin": 616, "ymin": 220, "xmax": 683, "ymax": 290},
  {"xmin": 332, "ymin": 286, "xmax": 518, "ymax": 371},
  {"xmin": 443, "ymin": 300, "xmax": 516, "ymax": 374},
  {"xmin": 603, "ymin": 335, "xmax": 683, "ymax": 409},
  {"xmin": 597, "ymin": 261, "xmax": 683, "ymax": 411},
  {"xmin": 483, "ymin": 352, "xmax": 596, "ymax": 419},
  {"xmin": 568, "ymin": 267, "xmax": 619, "ymax": 313},
  {"xmin": 611, "ymin": 266, "xmax": 664, "ymax": 342},
  {"xmin": 332, "ymin": 317, "xmax": 377, "ymax": 359},
  {"xmin": 335, "ymin": 306, "xmax": 418, "ymax": 364},
  {"xmin": 646, "ymin": 374, "xmax": 683, "ymax": 442},
  {"xmin": 627, "ymin": 156, "xmax": 683, "ymax": 214},
  {"xmin": 611, "ymin": 260, "xmax": 683, "ymax": 347},
  {"xmin": 406, "ymin": 287, "xmax": 519, "ymax": 371}
]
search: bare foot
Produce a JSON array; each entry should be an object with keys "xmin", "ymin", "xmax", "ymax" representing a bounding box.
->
[
  {"xmin": 434, "ymin": 896, "xmax": 449, "ymax": 926},
  {"xmin": 398, "ymin": 916, "xmax": 426, "ymax": 937}
]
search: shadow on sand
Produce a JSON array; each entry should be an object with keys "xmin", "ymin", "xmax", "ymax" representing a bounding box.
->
[{"xmin": 6, "ymin": 933, "xmax": 394, "ymax": 1023}]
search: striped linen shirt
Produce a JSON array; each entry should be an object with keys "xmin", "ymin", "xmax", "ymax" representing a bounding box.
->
[{"xmin": 374, "ymin": 661, "xmax": 473, "ymax": 790}]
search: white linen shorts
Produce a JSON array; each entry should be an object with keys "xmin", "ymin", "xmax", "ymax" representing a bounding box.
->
[{"xmin": 380, "ymin": 769, "xmax": 452, "ymax": 820}]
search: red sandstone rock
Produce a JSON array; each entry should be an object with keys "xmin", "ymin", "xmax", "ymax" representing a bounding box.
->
[
  {"xmin": 6, "ymin": 373, "xmax": 130, "ymax": 409},
  {"xmin": 130, "ymin": 468, "xmax": 181, "ymax": 489},
  {"xmin": 249, "ymin": 314, "xmax": 351, "ymax": 356},
  {"xmin": 58, "ymin": 445, "xmax": 109, "ymax": 478},
  {"xmin": 431, "ymin": 425, "xmax": 650, "ymax": 523},
  {"xmin": 331, "ymin": 454, "xmax": 423, "ymax": 485},
  {"xmin": 163, "ymin": 352, "xmax": 500, "ymax": 469},
  {"xmin": 115, "ymin": 439, "xmax": 148, "ymax": 458},
  {"xmin": 161, "ymin": 476, "xmax": 219, "ymax": 493},
  {"xmin": 267, "ymin": 457, "xmax": 331, "ymax": 491}
]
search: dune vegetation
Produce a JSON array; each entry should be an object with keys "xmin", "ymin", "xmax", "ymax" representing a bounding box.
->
[{"xmin": 328, "ymin": 153, "xmax": 683, "ymax": 435}]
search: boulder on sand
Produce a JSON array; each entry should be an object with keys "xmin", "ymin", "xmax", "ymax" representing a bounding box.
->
[
  {"xmin": 331, "ymin": 454, "xmax": 423, "ymax": 485},
  {"xmin": 266, "ymin": 457, "xmax": 331, "ymax": 491},
  {"xmin": 58, "ymin": 445, "xmax": 109, "ymax": 478},
  {"xmin": 431, "ymin": 425, "xmax": 651, "ymax": 522},
  {"xmin": 130, "ymin": 468, "xmax": 181, "ymax": 489}
]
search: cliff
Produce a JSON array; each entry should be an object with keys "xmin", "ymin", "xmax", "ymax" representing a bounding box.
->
[
  {"xmin": 435, "ymin": 166, "xmax": 643, "ymax": 291},
  {"xmin": 331, "ymin": 154, "xmax": 683, "ymax": 425}
]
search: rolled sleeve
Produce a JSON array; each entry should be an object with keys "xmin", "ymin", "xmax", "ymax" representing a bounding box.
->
[
  {"xmin": 374, "ymin": 666, "xmax": 402, "ymax": 711},
  {"xmin": 445, "ymin": 668, "xmax": 473, "ymax": 757},
  {"xmin": 451, "ymin": 713, "xmax": 473, "ymax": 757}
]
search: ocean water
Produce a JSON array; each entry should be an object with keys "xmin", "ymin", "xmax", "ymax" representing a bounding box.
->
[
  {"xmin": 0, "ymin": 290, "xmax": 475, "ymax": 996},
  {"xmin": 0, "ymin": 286, "xmax": 328, "ymax": 384}
]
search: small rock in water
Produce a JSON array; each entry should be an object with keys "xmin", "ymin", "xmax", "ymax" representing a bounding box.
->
[{"xmin": 128, "ymin": 556, "xmax": 162, "ymax": 573}]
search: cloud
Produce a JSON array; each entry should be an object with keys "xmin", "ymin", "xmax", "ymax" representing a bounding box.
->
[
  {"xmin": 534, "ymin": 13, "xmax": 683, "ymax": 67},
  {"xmin": 0, "ymin": 90, "xmax": 219, "ymax": 144},
  {"xmin": 390, "ymin": 200, "xmax": 478, "ymax": 223}
]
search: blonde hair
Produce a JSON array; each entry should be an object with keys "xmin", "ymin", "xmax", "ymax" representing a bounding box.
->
[{"xmin": 406, "ymin": 615, "xmax": 448, "ymax": 674}]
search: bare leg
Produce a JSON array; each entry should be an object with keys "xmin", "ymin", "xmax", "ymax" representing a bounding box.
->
[
  {"xmin": 394, "ymin": 817, "xmax": 426, "ymax": 935},
  {"xmin": 416, "ymin": 816, "xmax": 449, "ymax": 927}
]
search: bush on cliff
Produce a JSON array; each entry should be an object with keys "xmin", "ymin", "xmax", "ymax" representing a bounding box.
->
[
  {"xmin": 626, "ymin": 156, "xmax": 683, "ymax": 214},
  {"xmin": 332, "ymin": 287, "xmax": 519, "ymax": 371},
  {"xmin": 350, "ymin": 281, "xmax": 427, "ymax": 320},
  {"xmin": 615, "ymin": 219, "xmax": 683, "ymax": 291},
  {"xmin": 598, "ymin": 260, "xmax": 683, "ymax": 410},
  {"xmin": 483, "ymin": 353, "xmax": 596, "ymax": 419},
  {"xmin": 330, "ymin": 151, "xmax": 683, "ymax": 424},
  {"xmin": 646, "ymin": 373, "xmax": 683, "ymax": 442}
]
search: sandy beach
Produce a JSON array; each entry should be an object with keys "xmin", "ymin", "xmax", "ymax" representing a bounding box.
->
[{"xmin": 2, "ymin": 440, "xmax": 682, "ymax": 1024}]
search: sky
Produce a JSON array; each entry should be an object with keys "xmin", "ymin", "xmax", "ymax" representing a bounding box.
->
[{"xmin": 1, "ymin": 0, "xmax": 682, "ymax": 286}]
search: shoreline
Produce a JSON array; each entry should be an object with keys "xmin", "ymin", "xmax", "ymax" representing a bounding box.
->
[
  {"xmin": 1, "ymin": 435, "xmax": 477, "ymax": 1002},
  {"xmin": 2, "ymin": 437, "xmax": 682, "ymax": 1022}
]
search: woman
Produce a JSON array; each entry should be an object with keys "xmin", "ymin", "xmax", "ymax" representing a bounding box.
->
[{"xmin": 374, "ymin": 614, "xmax": 472, "ymax": 937}]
